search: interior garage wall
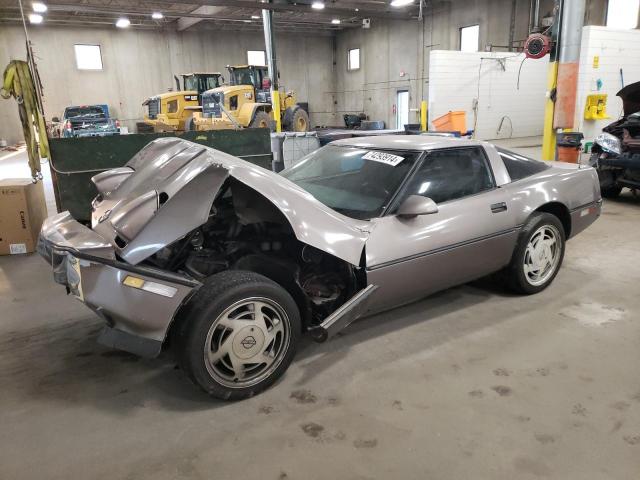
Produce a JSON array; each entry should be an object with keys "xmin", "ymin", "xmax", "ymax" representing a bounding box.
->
[
  {"xmin": 428, "ymin": 51, "xmax": 549, "ymax": 139},
  {"xmin": 0, "ymin": 25, "xmax": 337, "ymax": 145},
  {"xmin": 574, "ymin": 26, "xmax": 640, "ymax": 143},
  {"xmin": 333, "ymin": 0, "xmax": 608, "ymax": 131},
  {"xmin": 333, "ymin": 0, "xmax": 539, "ymax": 130}
]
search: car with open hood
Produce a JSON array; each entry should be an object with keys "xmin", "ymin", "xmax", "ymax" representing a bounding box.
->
[
  {"xmin": 38, "ymin": 136, "xmax": 601, "ymax": 400},
  {"xmin": 589, "ymin": 80, "xmax": 640, "ymax": 197}
]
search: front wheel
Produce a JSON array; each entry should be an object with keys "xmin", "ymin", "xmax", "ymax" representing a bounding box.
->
[
  {"xmin": 597, "ymin": 169, "xmax": 622, "ymax": 198},
  {"xmin": 175, "ymin": 271, "xmax": 301, "ymax": 400},
  {"xmin": 250, "ymin": 110, "xmax": 273, "ymax": 130},
  {"xmin": 505, "ymin": 212, "xmax": 566, "ymax": 295}
]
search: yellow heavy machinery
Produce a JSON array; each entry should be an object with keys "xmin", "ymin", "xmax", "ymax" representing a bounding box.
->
[
  {"xmin": 191, "ymin": 65, "xmax": 309, "ymax": 132},
  {"xmin": 138, "ymin": 72, "xmax": 223, "ymax": 133}
]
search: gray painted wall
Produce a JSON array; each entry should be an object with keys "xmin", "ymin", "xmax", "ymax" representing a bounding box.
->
[
  {"xmin": 0, "ymin": 25, "xmax": 337, "ymax": 144},
  {"xmin": 0, "ymin": 0, "xmax": 610, "ymax": 145},
  {"xmin": 333, "ymin": 0, "xmax": 607, "ymax": 129}
]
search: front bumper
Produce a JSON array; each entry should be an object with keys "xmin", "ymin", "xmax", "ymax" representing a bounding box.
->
[{"xmin": 38, "ymin": 212, "xmax": 199, "ymax": 357}]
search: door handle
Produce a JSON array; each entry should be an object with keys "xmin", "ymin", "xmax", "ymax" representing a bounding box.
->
[{"xmin": 490, "ymin": 202, "xmax": 508, "ymax": 213}]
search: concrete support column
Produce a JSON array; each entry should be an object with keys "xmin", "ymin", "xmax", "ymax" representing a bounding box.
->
[
  {"xmin": 262, "ymin": 0, "xmax": 282, "ymax": 132},
  {"xmin": 554, "ymin": 0, "xmax": 585, "ymax": 128}
]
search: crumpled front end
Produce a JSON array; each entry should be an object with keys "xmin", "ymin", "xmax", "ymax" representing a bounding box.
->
[{"xmin": 38, "ymin": 212, "xmax": 199, "ymax": 357}]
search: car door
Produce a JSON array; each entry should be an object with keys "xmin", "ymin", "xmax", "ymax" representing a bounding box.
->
[{"xmin": 364, "ymin": 146, "xmax": 518, "ymax": 312}]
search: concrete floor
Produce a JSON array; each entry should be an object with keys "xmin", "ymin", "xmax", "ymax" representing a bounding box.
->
[{"xmin": 1, "ymin": 141, "xmax": 640, "ymax": 479}]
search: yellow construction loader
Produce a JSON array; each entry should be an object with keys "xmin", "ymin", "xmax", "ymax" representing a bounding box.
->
[
  {"xmin": 191, "ymin": 65, "xmax": 309, "ymax": 132},
  {"xmin": 137, "ymin": 72, "xmax": 223, "ymax": 133}
]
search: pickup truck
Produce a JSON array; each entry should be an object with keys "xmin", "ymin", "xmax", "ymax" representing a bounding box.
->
[{"xmin": 54, "ymin": 104, "xmax": 120, "ymax": 138}]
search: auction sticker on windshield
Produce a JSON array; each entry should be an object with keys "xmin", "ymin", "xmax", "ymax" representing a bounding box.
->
[{"xmin": 362, "ymin": 150, "xmax": 405, "ymax": 166}]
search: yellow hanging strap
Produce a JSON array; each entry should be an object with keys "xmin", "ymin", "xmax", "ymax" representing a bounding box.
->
[{"xmin": 1, "ymin": 60, "xmax": 49, "ymax": 180}]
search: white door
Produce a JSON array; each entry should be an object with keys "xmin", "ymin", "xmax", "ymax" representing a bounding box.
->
[{"xmin": 396, "ymin": 90, "xmax": 409, "ymax": 130}]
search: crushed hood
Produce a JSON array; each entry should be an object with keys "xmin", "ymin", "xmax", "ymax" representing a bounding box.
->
[
  {"xmin": 91, "ymin": 138, "xmax": 370, "ymax": 266},
  {"xmin": 617, "ymin": 81, "xmax": 640, "ymax": 117}
]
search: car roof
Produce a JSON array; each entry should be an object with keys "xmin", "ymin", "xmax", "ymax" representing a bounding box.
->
[{"xmin": 330, "ymin": 135, "xmax": 483, "ymax": 151}]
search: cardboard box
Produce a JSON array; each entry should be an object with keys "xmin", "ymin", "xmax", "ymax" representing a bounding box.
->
[{"xmin": 0, "ymin": 179, "xmax": 47, "ymax": 255}]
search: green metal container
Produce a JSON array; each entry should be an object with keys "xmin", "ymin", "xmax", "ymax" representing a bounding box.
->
[{"xmin": 48, "ymin": 129, "xmax": 272, "ymax": 222}]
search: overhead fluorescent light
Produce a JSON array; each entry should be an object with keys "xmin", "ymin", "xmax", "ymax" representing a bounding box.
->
[
  {"xmin": 390, "ymin": 0, "xmax": 414, "ymax": 6},
  {"xmin": 331, "ymin": 18, "xmax": 341, "ymax": 24},
  {"xmin": 151, "ymin": 12, "xmax": 163, "ymax": 19},
  {"xmin": 32, "ymin": 2, "xmax": 47, "ymax": 13},
  {"xmin": 243, "ymin": 19, "xmax": 252, "ymax": 23},
  {"xmin": 115, "ymin": 17, "xmax": 130, "ymax": 28},
  {"xmin": 28, "ymin": 13, "xmax": 43, "ymax": 24},
  {"xmin": 311, "ymin": 2, "xmax": 325, "ymax": 10},
  {"xmin": 251, "ymin": 15, "xmax": 260, "ymax": 19}
]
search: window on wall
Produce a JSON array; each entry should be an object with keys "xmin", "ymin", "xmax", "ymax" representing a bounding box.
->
[
  {"xmin": 74, "ymin": 44, "xmax": 103, "ymax": 70},
  {"xmin": 247, "ymin": 50, "xmax": 266, "ymax": 66},
  {"xmin": 460, "ymin": 25, "xmax": 480, "ymax": 52},
  {"xmin": 606, "ymin": 0, "xmax": 640, "ymax": 29},
  {"xmin": 348, "ymin": 48, "xmax": 360, "ymax": 70}
]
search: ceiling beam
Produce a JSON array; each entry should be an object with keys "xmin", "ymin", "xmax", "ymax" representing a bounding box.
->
[
  {"xmin": 147, "ymin": 0, "xmax": 417, "ymax": 20},
  {"xmin": 177, "ymin": 5, "xmax": 225, "ymax": 31},
  {"xmin": 0, "ymin": 4, "xmax": 360, "ymax": 28}
]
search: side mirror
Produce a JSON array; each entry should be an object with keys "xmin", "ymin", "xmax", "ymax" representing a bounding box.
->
[
  {"xmin": 51, "ymin": 116, "xmax": 60, "ymax": 123},
  {"xmin": 397, "ymin": 195, "xmax": 438, "ymax": 218}
]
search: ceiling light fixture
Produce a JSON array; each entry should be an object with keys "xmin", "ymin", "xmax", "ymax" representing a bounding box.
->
[
  {"xmin": 243, "ymin": 19, "xmax": 251, "ymax": 23},
  {"xmin": 28, "ymin": 13, "xmax": 43, "ymax": 23},
  {"xmin": 331, "ymin": 18, "xmax": 341, "ymax": 24},
  {"xmin": 390, "ymin": 0, "xmax": 414, "ymax": 6},
  {"xmin": 251, "ymin": 15, "xmax": 260, "ymax": 19},
  {"xmin": 32, "ymin": 2, "xmax": 47, "ymax": 13},
  {"xmin": 311, "ymin": 2, "xmax": 325, "ymax": 10},
  {"xmin": 115, "ymin": 17, "xmax": 130, "ymax": 28},
  {"xmin": 151, "ymin": 12, "xmax": 163, "ymax": 19}
]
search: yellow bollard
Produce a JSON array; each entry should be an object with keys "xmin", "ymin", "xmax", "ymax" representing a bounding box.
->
[
  {"xmin": 541, "ymin": 61, "xmax": 558, "ymax": 161},
  {"xmin": 420, "ymin": 100, "xmax": 428, "ymax": 132},
  {"xmin": 272, "ymin": 89, "xmax": 282, "ymax": 133}
]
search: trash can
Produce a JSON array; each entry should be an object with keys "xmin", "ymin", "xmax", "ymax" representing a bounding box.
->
[{"xmin": 556, "ymin": 132, "xmax": 584, "ymax": 163}]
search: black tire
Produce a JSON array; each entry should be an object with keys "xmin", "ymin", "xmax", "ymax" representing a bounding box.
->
[
  {"xmin": 174, "ymin": 270, "xmax": 301, "ymax": 401},
  {"xmin": 184, "ymin": 116, "xmax": 195, "ymax": 132},
  {"xmin": 505, "ymin": 212, "xmax": 566, "ymax": 295},
  {"xmin": 285, "ymin": 106, "xmax": 310, "ymax": 132},
  {"xmin": 250, "ymin": 110, "xmax": 272, "ymax": 130},
  {"xmin": 597, "ymin": 169, "xmax": 622, "ymax": 198}
]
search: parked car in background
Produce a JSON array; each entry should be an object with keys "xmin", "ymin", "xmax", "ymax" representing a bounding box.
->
[
  {"xmin": 38, "ymin": 136, "xmax": 601, "ymax": 400},
  {"xmin": 589, "ymin": 81, "xmax": 640, "ymax": 197},
  {"xmin": 53, "ymin": 104, "xmax": 120, "ymax": 138}
]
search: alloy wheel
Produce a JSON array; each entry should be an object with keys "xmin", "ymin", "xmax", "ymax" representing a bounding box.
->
[
  {"xmin": 203, "ymin": 297, "xmax": 291, "ymax": 388},
  {"xmin": 523, "ymin": 225, "xmax": 562, "ymax": 286}
]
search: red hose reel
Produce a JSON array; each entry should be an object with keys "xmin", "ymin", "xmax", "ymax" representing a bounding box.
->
[{"xmin": 524, "ymin": 33, "xmax": 552, "ymax": 59}]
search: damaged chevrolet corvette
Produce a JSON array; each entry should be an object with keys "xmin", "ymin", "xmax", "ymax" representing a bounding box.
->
[{"xmin": 38, "ymin": 136, "xmax": 602, "ymax": 400}]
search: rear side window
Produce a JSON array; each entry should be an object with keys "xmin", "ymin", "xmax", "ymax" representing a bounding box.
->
[
  {"xmin": 167, "ymin": 100, "xmax": 178, "ymax": 113},
  {"xmin": 497, "ymin": 147, "xmax": 550, "ymax": 181},
  {"xmin": 401, "ymin": 147, "xmax": 494, "ymax": 205}
]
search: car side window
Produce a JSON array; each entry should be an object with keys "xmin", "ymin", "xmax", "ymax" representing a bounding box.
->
[
  {"xmin": 496, "ymin": 147, "xmax": 550, "ymax": 181},
  {"xmin": 401, "ymin": 147, "xmax": 494, "ymax": 204}
]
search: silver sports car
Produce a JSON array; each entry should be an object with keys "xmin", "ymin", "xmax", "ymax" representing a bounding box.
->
[{"xmin": 38, "ymin": 136, "xmax": 602, "ymax": 400}]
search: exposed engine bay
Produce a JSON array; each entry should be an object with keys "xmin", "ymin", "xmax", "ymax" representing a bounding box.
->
[{"xmin": 140, "ymin": 178, "xmax": 364, "ymax": 327}]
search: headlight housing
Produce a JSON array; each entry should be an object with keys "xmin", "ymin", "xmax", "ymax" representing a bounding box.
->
[{"xmin": 594, "ymin": 132, "xmax": 621, "ymax": 155}]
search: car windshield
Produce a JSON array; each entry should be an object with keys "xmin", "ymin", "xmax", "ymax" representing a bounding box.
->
[
  {"xmin": 280, "ymin": 145, "xmax": 420, "ymax": 220},
  {"xmin": 65, "ymin": 106, "xmax": 106, "ymax": 119}
]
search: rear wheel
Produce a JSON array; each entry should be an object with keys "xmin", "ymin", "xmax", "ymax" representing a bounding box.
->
[
  {"xmin": 184, "ymin": 116, "xmax": 195, "ymax": 132},
  {"xmin": 250, "ymin": 110, "xmax": 272, "ymax": 130},
  {"xmin": 505, "ymin": 212, "xmax": 565, "ymax": 295},
  {"xmin": 175, "ymin": 270, "xmax": 300, "ymax": 401}
]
